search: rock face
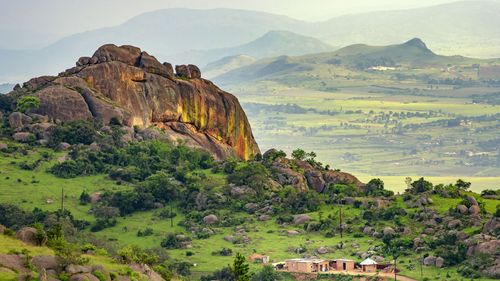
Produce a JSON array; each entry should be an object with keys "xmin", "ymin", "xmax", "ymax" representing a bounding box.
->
[
  {"xmin": 8, "ymin": 44, "xmax": 259, "ymax": 160},
  {"xmin": 267, "ymin": 153, "xmax": 365, "ymax": 191}
]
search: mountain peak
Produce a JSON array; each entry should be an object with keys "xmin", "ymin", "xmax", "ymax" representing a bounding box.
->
[{"xmin": 403, "ymin": 38, "xmax": 430, "ymax": 50}]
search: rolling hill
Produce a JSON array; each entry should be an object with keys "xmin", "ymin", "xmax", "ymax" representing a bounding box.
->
[
  {"xmin": 203, "ymin": 55, "xmax": 257, "ymax": 79},
  {"xmin": 214, "ymin": 38, "xmax": 498, "ymax": 85},
  {"xmin": 315, "ymin": 0, "xmax": 500, "ymax": 58},
  {"xmin": 173, "ymin": 30, "xmax": 334, "ymax": 67}
]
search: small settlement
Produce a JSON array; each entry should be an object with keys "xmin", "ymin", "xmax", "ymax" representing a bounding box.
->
[{"xmin": 273, "ymin": 257, "xmax": 393, "ymax": 274}]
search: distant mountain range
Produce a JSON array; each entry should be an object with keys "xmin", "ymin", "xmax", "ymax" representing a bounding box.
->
[
  {"xmin": 172, "ymin": 30, "xmax": 334, "ymax": 67},
  {"xmin": 0, "ymin": 83, "xmax": 14, "ymax": 94},
  {"xmin": 1, "ymin": 1, "xmax": 500, "ymax": 83},
  {"xmin": 213, "ymin": 38, "xmax": 499, "ymax": 85}
]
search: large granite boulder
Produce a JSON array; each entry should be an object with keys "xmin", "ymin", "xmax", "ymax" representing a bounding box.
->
[{"xmin": 7, "ymin": 44, "xmax": 259, "ymax": 160}]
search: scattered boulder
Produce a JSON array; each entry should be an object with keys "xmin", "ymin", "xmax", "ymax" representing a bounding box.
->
[
  {"xmin": 435, "ymin": 257, "xmax": 444, "ymax": 268},
  {"xmin": 0, "ymin": 254, "xmax": 26, "ymax": 272},
  {"xmin": 66, "ymin": 265, "xmax": 92, "ymax": 275},
  {"xmin": 90, "ymin": 192, "xmax": 102, "ymax": 204},
  {"xmin": 287, "ymin": 230, "xmax": 300, "ymax": 236},
  {"xmin": 138, "ymin": 52, "xmax": 174, "ymax": 79},
  {"xmin": 468, "ymin": 240, "xmax": 500, "ymax": 256},
  {"xmin": 223, "ymin": 235, "xmax": 234, "ymax": 242},
  {"xmin": 292, "ymin": 214, "xmax": 311, "ymax": 225},
  {"xmin": 316, "ymin": 247, "xmax": 328, "ymax": 254},
  {"xmin": 12, "ymin": 132, "xmax": 34, "ymax": 142},
  {"xmin": 175, "ymin": 65, "xmax": 191, "ymax": 78},
  {"xmin": 244, "ymin": 203, "xmax": 259, "ymax": 213},
  {"xmin": 9, "ymin": 112, "xmax": 32, "ymax": 129},
  {"xmin": 466, "ymin": 195, "xmax": 478, "ymax": 206},
  {"xmin": 0, "ymin": 142, "xmax": 7, "ymax": 150},
  {"xmin": 383, "ymin": 227, "xmax": 396, "ymax": 236},
  {"xmin": 448, "ymin": 219, "xmax": 462, "ymax": 229},
  {"xmin": 371, "ymin": 255, "xmax": 385, "ymax": 263},
  {"xmin": 403, "ymin": 227, "xmax": 412, "ymax": 235},
  {"xmin": 343, "ymin": 197, "xmax": 355, "ymax": 206},
  {"xmin": 203, "ymin": 214, "xmax": 218, "ymax": 225},
  {"xmin": 456, "ymin": 205, "xmax": 468, "ymax": 214},
  {"xmin": 16, "ymin": 227, "xmax": 41, "ymax": 246},
  {"xmin": 57, "ymin": 142, "xmax": 71, "ymax": 151},
  {"xmin": 469, "ymin": 205, "xmax": 481, "ymax": 215},
  {"xmin": 230, "ymin": 186, "xmax": 257, "ymax": 198},
  {"xmin": 304, "ymin": 170, "xmax": 325, "ymax": 192},
  {"xmin": 423, "ymin": 256, "xmax": 436, "ymax": 266},
  {"xmin": 258, "ymin": 215, "xmax": 270, "ymax": 221},
  {"xmin": 32, "ymin": 256, "xmax": 59, "ymax": 272},
  {"xmin": 482, "ymin": 217, "xmax": 499, "ymax": 235},
  {"xmin": 424, "ymin": 228, "xmax": 435, "ymax": 235},
  {"xmin": 187, "ymin": 64, "xmax": 201, "ymax": 79},
  {"xmin": 69, "ymin": 273, "xmax": 99, "ymax": 281},
  {"xmin": 363, "ymin": 226, "xmax": 374, "ymax": 235}
]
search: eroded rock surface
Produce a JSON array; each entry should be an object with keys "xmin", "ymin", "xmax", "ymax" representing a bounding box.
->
[{"xmin": 8, "ymin": 44, "xmax": 259, "ymax": 160}]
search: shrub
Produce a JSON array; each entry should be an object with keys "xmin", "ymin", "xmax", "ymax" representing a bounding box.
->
[
  {"xmin": 118, "ymin": 245, "xmax": 159, "ymax": 265},
  {"xmin": 251, "ymin": 265, "xmax": 281, "ymax": 281},
  {"xmin": 137, "ymin": 228, "xmax": 154, "ymax": 237},
  {"xmin": 212, "ymin": 248, "xmax": 233, "ymax": 256},
  {"xmin": 160, "ymin": 233, "xmax": 189, "ymax": 249},
  {"xmin": 407, "ymin": 177, "xmax": 433, "ymax": 194},
  {"xmin": 92, "ymin": 270, "xmax": 107, "ymax": 281},
  {"xmin": 79, "ymin": 190, "xmax": 91, "ymax": 205},
  {"xmin": 48, "ymin": 120, "xmax": 97, "ymax": 147},
  {"xmin": 16, "ymin": 96, "xmax": 40, "ymax": 113}
]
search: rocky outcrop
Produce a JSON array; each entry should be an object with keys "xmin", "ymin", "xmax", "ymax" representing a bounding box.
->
[
  {"xmin": 16, "ymin": 227, "xmax": 41, "ymax": 246},
  {"xmin": 267, "ymin": 152, "xmax": 365, "ymax": 191},
  {"xmin": 8, "ymin": 44, "xmax": 259, "ymax": 160}
]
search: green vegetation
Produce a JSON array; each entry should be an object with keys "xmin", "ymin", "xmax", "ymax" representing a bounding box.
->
[
  {"xmin": 0, "ymin": 138, "xmax": 497, "ymax": 280},
  {"xmin": 15, "ymin": 96, "xmax": 40, "ymax": 113}
]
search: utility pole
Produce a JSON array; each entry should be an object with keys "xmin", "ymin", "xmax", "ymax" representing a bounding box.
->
[
  {"xmin": 394, "ymin": 257, "xmax": 397, "ymax": 281},
  {"xmin": 60, "ymin": 187, "xmax": 64, "ymax": 213},
  {"xmin": 339, "ymin": 204, "xmax": 343, "ymax": 239},
  {"xmin": 420, "ymin": 254, "xmax": 423, "ymax": 279},
  {"xmin": 170, "ymin": 204, "xmax": 173, "ymax": 227}
]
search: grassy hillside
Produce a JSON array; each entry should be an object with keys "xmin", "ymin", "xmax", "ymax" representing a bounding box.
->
[{"xmin": 0, "ymin": 139, "xmax": 498, "ymax": 281}]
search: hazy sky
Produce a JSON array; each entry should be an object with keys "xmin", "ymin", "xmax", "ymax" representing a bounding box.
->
[{"xmin": 0, "ymin": 0, "xmax": 494, "ymax": 48}]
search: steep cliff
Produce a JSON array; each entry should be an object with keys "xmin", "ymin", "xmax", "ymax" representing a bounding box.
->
[{"xmin": 8, "ymin": 44, "xmax": 260, "ymax": 160}]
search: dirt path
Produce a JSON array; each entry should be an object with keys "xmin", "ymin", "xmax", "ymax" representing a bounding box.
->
[{"xmin": 320, "ymin": 271, "xmax": 417, "ymax": 281}]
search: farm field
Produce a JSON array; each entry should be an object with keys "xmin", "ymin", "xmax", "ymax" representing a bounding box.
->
[{"xmin": 228, "ymin": 83, "xmax": 500, "ymax": 190}]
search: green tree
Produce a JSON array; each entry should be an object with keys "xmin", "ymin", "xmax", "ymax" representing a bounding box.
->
[
  {"xmin": 16, "ymin": 96, "xmax": 40, "ymax": 113},
  {"xmin": 408, "ymin": 177, "xmax": 433, "ymax": 194},
  {"xmin": 231, "ymin": 253, "xmax": 250, "ymax": 281},
  {"xmin": 79, "ymin": 190, "xmax": 91, "ymax": 205},
  {"xmin": 251, "ymin": 265, "xmax": 280, "ymax": 281},
  {"xmin": 291, "ymin": 149, "xmax": 306, "ymax": 161},
  {"xmin": 455, "ymin": 179, "xmax": 471, "ymax": 190}
]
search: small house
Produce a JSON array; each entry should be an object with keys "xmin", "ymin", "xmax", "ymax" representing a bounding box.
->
[
  {"xmin": 249, "ymin": 253, "xmax": 270, "ymax": 264},
  {"xmin": 285, "ymin": 259, "xmax": 329, "ymax": 273},
  {"xmin": 331, "ymin": 259, "xmax": 355, "ymax": 271},
  {"xmin": 360, "ymin": 258, "xmax": 377, "ymax": 272}
]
